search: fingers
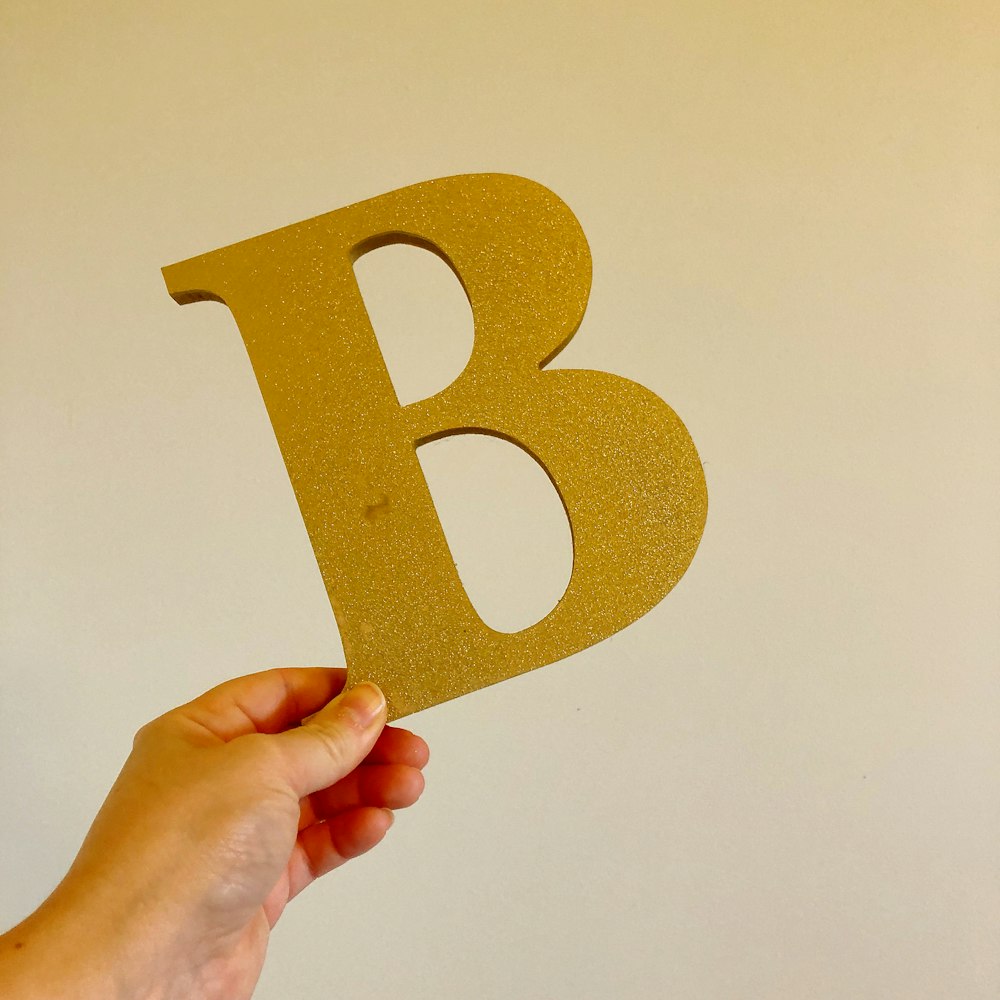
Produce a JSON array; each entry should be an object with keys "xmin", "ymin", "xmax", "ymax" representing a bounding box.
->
[
  {"xmin": 272, "ymin": 682, "xmax": 387, "ymax": 797},
  {"xmin": 176, "ymin": 667, "xmax": 348, "ymax": 742},
  {"xmin": 366, "ymin": 726, "xmax": 430, "ymax": 768},
  {"xmin": 296, "ymin": 726, "xmax": 428, "ymax": 828},
  {"xmin": 278, "ymin": 698, "xmax": 427, "ymax": 903},
  {"xmin": 300, "ymin": 764, "xmax": 424, "ymax": 828},
  {"xmin": 288, "ymin": 807, "xmax": 393, "ymax": 899}
]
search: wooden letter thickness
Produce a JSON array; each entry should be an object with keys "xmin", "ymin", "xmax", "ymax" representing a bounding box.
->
[{"xmin": 164, "ymin": 174, "xmax": 707, "ymax": 720}]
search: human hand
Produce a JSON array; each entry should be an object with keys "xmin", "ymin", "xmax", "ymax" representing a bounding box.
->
[{"xmin": 0, "ymin": 667, "xmax": 427, "ymax": 1000}]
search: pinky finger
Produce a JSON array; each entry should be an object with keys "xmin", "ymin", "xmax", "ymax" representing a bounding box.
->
[{"xmin": 288, "ymin": 807, "xmax": 394, "ymax": 899}]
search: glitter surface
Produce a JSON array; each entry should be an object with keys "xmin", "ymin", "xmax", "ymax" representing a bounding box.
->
[{"xmin": 163, "ymin": 174, "xmax": 708, "ymax": 720}]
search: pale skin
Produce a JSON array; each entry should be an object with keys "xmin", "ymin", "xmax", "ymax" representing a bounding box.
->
[{"xmin": 0, "ymin": 667, "xmax": 428, "ymax": 1000}]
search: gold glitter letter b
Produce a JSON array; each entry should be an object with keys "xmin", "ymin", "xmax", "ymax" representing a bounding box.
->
[{"xmin": 163, "ymin": 174, "xmax": 707, "ymax": 718}]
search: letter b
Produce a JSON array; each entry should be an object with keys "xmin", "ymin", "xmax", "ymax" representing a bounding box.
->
[{"xmin": 163, "ymin": 174, "xmax": 707, "ymax": 719}]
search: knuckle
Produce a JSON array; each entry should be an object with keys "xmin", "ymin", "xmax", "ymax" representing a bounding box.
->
[
  {"xmin": 131, "ymin": 715, "xmax": 165, "ymax": 749},
  {"xmin": 309, "ymin": 719, "xmax": 359, "ymax": 769},
  {"xmin": 232, "ymin": 731, "xmax": 281, "ymax": 770}
]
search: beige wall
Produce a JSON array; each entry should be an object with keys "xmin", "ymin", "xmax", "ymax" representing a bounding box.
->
[{"xmin": 1, "ymin": 3, "xmax": 997, "ymax": 997}]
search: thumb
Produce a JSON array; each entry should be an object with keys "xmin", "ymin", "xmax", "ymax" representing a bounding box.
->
[{"xmin": 271, "ymin": 682, "xmax": 387, "ymax": 797}]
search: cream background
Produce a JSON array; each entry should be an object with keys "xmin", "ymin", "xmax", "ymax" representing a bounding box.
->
[{"xmin": 1, "ymin": 3, "xmax": 997, "ymax": 998}]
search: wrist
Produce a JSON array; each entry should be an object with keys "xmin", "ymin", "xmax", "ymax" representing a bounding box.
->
[
  {"xmin": 0, "ymin": 879, "xmax": 177, "ymax": 1000},
  {"xmin": 0, "ymin": 901, "xmax": 117, "ymax": 1000}
]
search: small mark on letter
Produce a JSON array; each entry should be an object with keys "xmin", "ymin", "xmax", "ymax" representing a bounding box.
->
[{"xmin": 364, "ymin": 494, "xmax": 391, "ymax": 521}]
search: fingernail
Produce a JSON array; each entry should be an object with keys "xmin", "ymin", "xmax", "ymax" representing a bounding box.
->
[
  {"xmin": 382, "ymin": 808, "xmax": 395, "ymax": 828},
  {"xmin": 338, "ymin": 682, "xmax": 385, "ymax": 727}
]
